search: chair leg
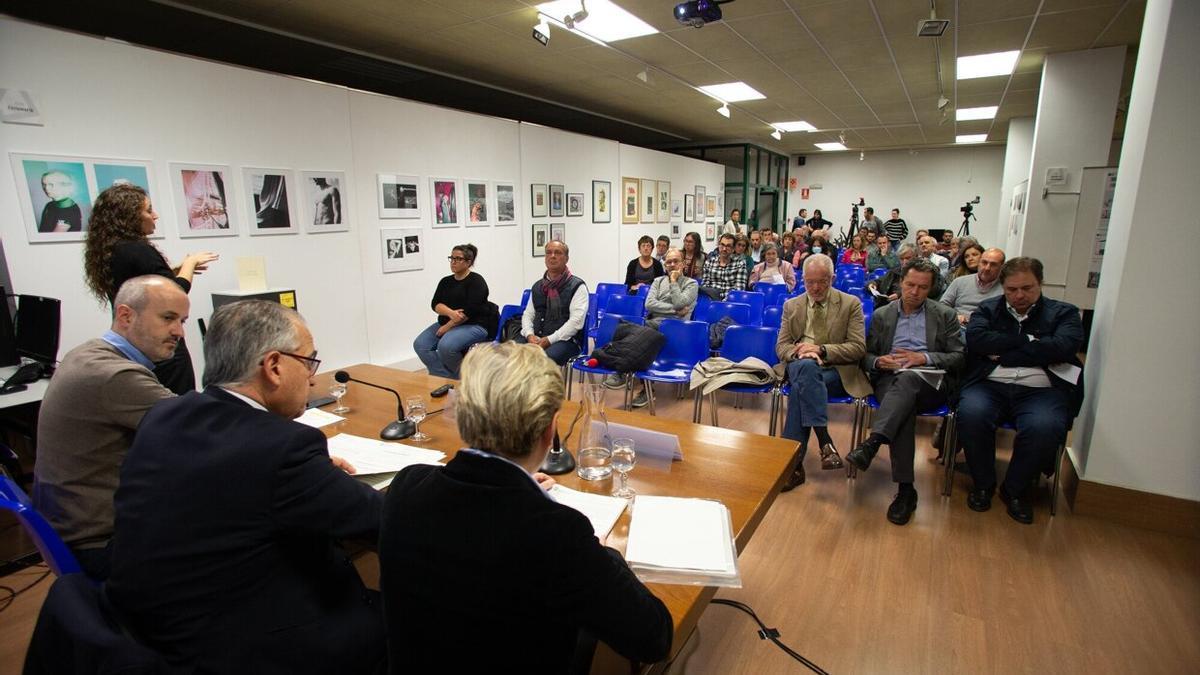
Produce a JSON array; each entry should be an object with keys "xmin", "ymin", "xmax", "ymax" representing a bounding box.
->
[
  {"xmin": 692, "ymin": 389, "xmax": 703, "ymax": 423},
  {"xmin": 646, "ymin": 380, "xmax": 657, "ymax": 417},
  {"xmin": 565, "ymin": 365, "xmax": 574, "ymax": 400},
  {"xmin": 942, "ymin": 414, "xmax": 958, "ymax": 497},
  {"xmin": 1050, "ymin": 441, "xmax": 1065, "ymax": 516},
  {"xmin": 623, "ymin": 375, "xmax": 632, "ymax": 411},
  {"xmin": 768, "ymin": 390, "xmax": 779, "ymax": 436},
  {"xmin": 709, "ymin": 393, "xmax": 719, "ymax": 426}
]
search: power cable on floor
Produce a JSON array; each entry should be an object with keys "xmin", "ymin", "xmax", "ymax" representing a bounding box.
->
[{"xmin": 711, "ymin": 598, "xmax": 829, "ymax": 674}]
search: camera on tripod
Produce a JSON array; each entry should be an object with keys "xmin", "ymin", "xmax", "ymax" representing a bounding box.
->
[{"xmin": 960, "ymin": 196, "xmax": 980, "ymax": 216}]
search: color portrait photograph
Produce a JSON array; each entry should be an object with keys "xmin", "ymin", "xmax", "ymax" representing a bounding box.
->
[
  {"xmin": 430, "ymin": 178, "xmax": 460, "ymax": 228},
  {"xmin": 11, "ymin": 154, "xmax": 92, "ymax": 242},
  {"xmin": 170, "ymin": 162, "xmax": 238, "ymax": 238}
]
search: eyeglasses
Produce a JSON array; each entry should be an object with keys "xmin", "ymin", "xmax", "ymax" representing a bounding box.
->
[
  {"xmin": 279, "ymin": 351, "xmax": 321, "ymax": 376},
  {"xmin": 447, "ymin": 256, "xmax": 469, "ymax": 262}
]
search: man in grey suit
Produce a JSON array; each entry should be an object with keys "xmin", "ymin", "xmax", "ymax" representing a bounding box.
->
[{"xmin": 845, "ymin": 258, "xmax": 964, "ymax": 525}]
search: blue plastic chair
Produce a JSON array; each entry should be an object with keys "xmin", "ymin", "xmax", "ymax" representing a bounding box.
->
[
  {"xmin": 494, "ymin": 304, "xmax": 524, "ymax": 342},
  {"xmin": 697, "ymin": 325, "xmax": 780, "ymax": 427},
  {"xmin": 705, "ymin": 301, "xmax": 752, "ymax": 327},
  {"xmin": 632, "ymin": 319, "xmax": 710, "ymax": 416},
  {"xmin": 635, "ymin": 285, "xmax": 650, "ymax": 298},
  {"xmin": 869, "ymin": 268, "xmax": 889, "ymax": 281},
  {"xmin": 753, "ymin": 282, "xmax": 789, "ymax": 308},
  {"xmin": 693, "ymin": 293, "xmax": 712, "ymax": 322},
  {"xmin": 941, "ymin": 421, "xmax": 1066, "ymax": 514},
  {"xmin": 725, "ymin": 290, "xmax": 765, "ymax": 326},
  {"xmin": 0, "ymin": 475, "xmax": 82, "ymax": 577},
  {"xmin": 851, "ymin": 394, "xmax": 955, "ymax": 480},
  {"xmin": 605, "ymin": 293, "xmax": 646, "ymax": 319},
  {"xmin": 568, "ymin": 313, "xmax": 644, "ymax": 402},
  {"xmin": 774, "ymin": 382, "xmax": 863, "ymax": 442},
  {"xmin": 762, "ymin": 305, "xmax": 782, "ymax": 329},
  {"xmin": 520, "ymin": 288, "xmax": 531, "ymax": 308},
  {"xmin": 589, "ymin": 283, "xmax": 627, "ymax": 339}
]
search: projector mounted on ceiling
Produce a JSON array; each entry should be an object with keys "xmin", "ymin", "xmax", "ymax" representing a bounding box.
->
[{"xmin": 675, "ymin": 0, "xmax": 733, "ymax": 28}]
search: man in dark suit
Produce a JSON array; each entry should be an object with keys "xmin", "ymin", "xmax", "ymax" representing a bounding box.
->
[
  {"xmin": 958, "ymin": 257, "xmax": 1084, "ymax": 524},
  {"xmin": 846, "ymin": 259, "xmax": 964, "ymax": 525},
  {"xmin": 379, "ymin": 342, "xmax": 672, "ymax": 673},
  {"xmin": 106, "ymin": 300, "xmax": 385, "ymax": 673}
]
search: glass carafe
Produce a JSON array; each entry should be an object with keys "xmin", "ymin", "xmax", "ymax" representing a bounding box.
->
[{"xmin": 576, "ymin": 383, "xmax": 613, "ymax": 480}]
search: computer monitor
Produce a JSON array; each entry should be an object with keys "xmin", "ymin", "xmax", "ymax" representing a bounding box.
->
[
  {"xmin": 0, "ymin": 287, "xmax": 17, "ymax": 367},
  {"xmin": 14, "ymin": 294, "xmax": 61, "ymax": 365}
]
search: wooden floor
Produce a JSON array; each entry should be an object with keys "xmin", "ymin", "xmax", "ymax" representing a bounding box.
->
[{"xmin": 2, "ymin": 383, "xmax": 1198, "ymax": 674}]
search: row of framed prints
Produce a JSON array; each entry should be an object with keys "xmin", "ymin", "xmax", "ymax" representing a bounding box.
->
[
  {"xmin": 10, "ymin": 153, "xmax": 348, "ymax": 243},
  {"xmin": 619, "ymin": 177, "xmax": 719, "ymax": 225},
  {"xmin": 530, "ymin": 219, "xmax": 722, "ymax": 257},
  {"xmin": 377, "ymin": 175, "xmax": 517, "ymax": 227}
]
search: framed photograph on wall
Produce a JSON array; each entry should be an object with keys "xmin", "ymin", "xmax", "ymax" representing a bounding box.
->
[
  {"xmin": 94, "ymin": 158, "xmax": 161, "ymax": 239},
  {"xmin": 705, "ymin": 221, "xmax": 716, "ymax": 241},
  {"xmin": 531, "ymin": 223, "xmax": 549, "ymax": 257},
  {"xmin": 530, "ymin": 183, "xmax": 548, "ymax": 218},
  {"xmin": 549, "ymin": 184, "xmax": 565, "ymax": 217},
  {"xmin": 380, "ymin": 226, "xmax": 424, "ymax": 273},
  {"xmin": 706, "ymin": 195, "xmax": 717, "ymax": 219},
  {"xmin": 656, "ymin": 181, "xmax": 670, "ymax": 223},
  {"xmin": 494, "ymin": 181, "xmax": 517, "ymax": 225},
  {"xmin": 550, "ymin": 222, "xmax": 565, "ymax": 243},
  {"xmin": 694, "ymin": 186, "xmax": 706, "ymax": 218},
  {"xmin": 621, "ymin": 177, "xmax": 638, "ymax": 224},
  {"xmin": 170, "ymin": 162, "xmax": 239, "ymax": 238},
  {"xmin": 465, "ymin": 179, "xmax": 489, "ymax": 227},
  {"xmin": 11, "ymin": 153, "xmax": 157, "ymax": 243},
  {"xmin": 430, "ymin": 177, "xmax": 461, "ymax": 228},
  {"xmin": 377, "ymin": 173, "xmax": 419, "ymax": 219},
  {"xmin": 243, "ymin": 168, "xmax": 297, "ymax": 236},
  {"xmin": 639, "ymin": 178, "xmax": 655, "ymax": 223},
  {"xmin": 592, "ymin": 180, "xmax": 611, "ymax": 223},
  {"xmin": 300, "ymin": 170, "xmax": 348, "ymax": 233},
  {"xmin": 566, "ymin": 193, "xmax": 584, "ymax": 217},
  {"xmin": 671, "ymin": 199, "xmax": 682, "ymax": 220},
  {"xmin": 670, "ymin": 222, "xmax": 681, "ymax": 238},
  {"xmin": 684, "ymin": 193, "xmax": 694, "ymax": 223}
]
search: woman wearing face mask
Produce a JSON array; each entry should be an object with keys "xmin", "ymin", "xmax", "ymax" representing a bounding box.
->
[{"xmin": 749, "ymin": 243, "xmax": 797, "ymax": 292}]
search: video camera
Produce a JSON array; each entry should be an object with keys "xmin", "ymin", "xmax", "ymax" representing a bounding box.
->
[{"xmin": 960, "ymin": 196, "xmax": 981, "ymax": 216}]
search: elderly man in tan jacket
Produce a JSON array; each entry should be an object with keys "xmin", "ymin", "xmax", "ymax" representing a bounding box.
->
[{"xmin": 775, "ymin": 254, "xmax": 871, "ymax": 490}]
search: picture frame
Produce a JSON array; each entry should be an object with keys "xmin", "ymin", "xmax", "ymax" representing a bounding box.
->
[
  {"xmin": 429, "ymin": 177, "xmax": 461, "ymax": 228},
  {"xmin": 530, "ymin": 183, "xmax": 548, "ymax": 218},
  {"xmin": 243, "ymin": 167, "xmax": 298, "ymax": 236},
  {"xmin": 656, "ymin": 181, "xmax": 670, "ymax": 223},
  {"xmin": 377, "ymin": 173, "xmax": 420, "ymax": 219},
  {"xmin": 684, "ymin": 193, "xmax": 695, "ymax": 223},
  {"xmin": 465, "ymin": 179, "xmax": 490, "ymax": 227},
  {"xmin": 531, "ymin": 223, "xmax": 549, "ymax": 257},
  {"xmin": 300, "ymin": 170, "xmax": 348, "ymax": 233},
  {"xmin": 592, "ymin": 180, "xmax": 611, "ymax": 223},
  {"xmin": 621, "ymin": 177, "xmax": 638, "ymax": 224},
  {"xmin": 670, "ymin": 222, "xmax": 681, "ymax": 238},
  {"xmin": 380, "ymin": 226, "xmax": 424, "ymax": 273},
  {"xmin": 494, "ymin": 181, "xmax": 517, "ymax": 225},
  {"xmin": 550, "ymin": 222, "xmax": 565, "ymax": 243},
  {"xmin": 170, "ymin": 162, "xmax": 239, "ymax": 238},
  {"xmin": 706, "ymin": 195, "xmax": 717, "ymax": 219},
  {"xmin": 694, "ymin": 186, "xmax": 706, "ymax": 219},
  {"xmin": 671, "ymin": 199, "xmax": 682, "ymax": 219},
  {"xmin": 94, "ymin": 158, "xmax": 162, "ymax": 239},
  {"xmin": 705, "ymin": 221, "xmax": 716, "ymax": 241},
  {"xmin": 639, "ymin": 178, "xmax": 655, "ymax": 223},
  {"xmin": 549, "ymin": 184, "xmax": 565, "ymax": 217},
  {"xmin": 566, "ymin": 193, "xmax": 584, "ymax": 217}
]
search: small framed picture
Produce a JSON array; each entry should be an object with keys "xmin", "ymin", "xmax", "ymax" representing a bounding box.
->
[
  {"xmin": 430, "ymin": 177, "xmax": 461, "ymax": 228},
  {"xmin": 566, "ymin": 193, "xmax": 584, "ymax": 217},
  {"xmin": 694, "ymin": 186, "xmax": 706, "ymax": 218},
  {"xmin": 243, "ymin": 168, "xmax": 298, "ymax": 236},
  {"xmin": 550, "ymin": 222, "xmax": 565, "ymax": 243},
  {"xmin": 531, "ymin": 183, "xmax": 548, "ymax": 218},
  {"xmin": 377, "ymin": 174, "xmax": 419, "ymax": 219},
  {"xmin": 494, "ymin": 181, "xmax": 517, "ymax": 225},
  {"xmin": 671, "ymin": 199, "xmax": 682, "ymax": 219},
  {"xmin": 549, "ymin": 184, "xmax": 565, "ymax": 217},
  {"xmin": 706, "ymin": 195, "xmax": 717, "ymax": 218},
  {"xmin": 465, "ymin": 179, "xmax": 489, "ymax": 227},
  {"xmin": 170, "ymin": 162, "xmax": 239, "ymax": 238},
  {"xmin": 532, "ymin": 223, "xmax": 549, "ymax": 257},
  {"xmin": 381, "ymin": 227, "xmax": 424, "ymax": 273},
  {"xmin": 592, "ymin": 180, "xmax": 611, "ymax": 223},
  {"xmin": 684, "ymin": 193, "xmax": 695, "ymax": 223},
  {"xmin": 621, "ymin": 177, "xmax": 638, "ymax": 224},
  {"xmin": 705, "ymin": 221, "xmax": 716, "ymax": 241},
  {"xmin": 656, "ymin": 181, "xmax": 670, "ymax": 223},
  {"xmin": 300, "ymin": 170, "xmax": 348, "ymax": 233},
  {"xmin": 639, "ymin": 178, "xmax": 655, "ymax": 223},
  {"xmin": 670, "ymin": 222, "xmax": 681, "ymax": 238}
]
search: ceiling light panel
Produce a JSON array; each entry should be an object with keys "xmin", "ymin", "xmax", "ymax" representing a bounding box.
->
[
  {"xmin": 957, "ymin": 51, "xmax": 1020, "ymax": 80},
  {"xmin": 815, "ymin": 142, "xmax": 847, "ymax": 151},
  {"xmin": 697, "ymin": 82, "xmax": 766, "ymax": 102},
  {"xmin": 535, "ymin": 0, "xmax": 658, "ymax": 43},
  {"xmin": 956, "ymin": 106, "xmax": 998, "ymax": 121},
  {"xmin": 956, "ymin": 134, "xmax": 988, "ymax": 144},
  {"xmin": 771, "ymin": 120, "xmax": 816, "ymax": 132}
]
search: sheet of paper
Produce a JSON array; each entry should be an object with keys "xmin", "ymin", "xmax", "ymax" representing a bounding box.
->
[
  {"xmin": 326, "ymin": 433, "xmax": 445, "ymax": 475},
  {"xmin": 548, "ymin": 485, "xmax": 628, "ymax": 538},
  {"xmin": 236, "ymin": 256, "xmax": 267, "ymax": 292},
  {"xmin": 898, "ymin": 366, "xmax": 945, "ymax": 390},
  {"xmin": 625, "ymin": 496, "xmax": 735, "ymax": 574},
  {"xmin": 1048, "ymin": 362, "xmax": 1082, "ymax": 385},
  {"xmin": 295, "ymin": 407, "xmax": 344, "ymax": 428}
]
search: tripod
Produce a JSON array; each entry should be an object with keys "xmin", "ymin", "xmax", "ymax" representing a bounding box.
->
[{"xmin": 957, "ymin": 211, "xmax": 975, "ymax": 237}]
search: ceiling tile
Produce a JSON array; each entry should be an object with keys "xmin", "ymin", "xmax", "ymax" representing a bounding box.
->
[
  {"xmin": 958, "ymin": 0, "xmax": 1042, "ymax": 26},
  {"xmin": 1027, "ymin": 7, "xmax": 1125, "ymax": 52},
  {"xmin": 723, "ymin": 11, "xmax": 814, "ymax": 55},
  {"xmin": 956, "ymin": 17, "xmax": 1033, "ymax": 56}
]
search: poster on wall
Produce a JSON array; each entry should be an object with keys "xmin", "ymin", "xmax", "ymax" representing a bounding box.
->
[
  {"xmin": 300, "ymin": 170, "xmax": 348, "ymax": 233},
  {"xmin": 639, "ymin": 178, "xmax": 655, "ymax": 224},
  {"xmin": 531, "ymin": 223, "xmax": 549, "ymax": 257},
  {"xmin": 706, "ymin": 195, "xmax": 717, "ymax": 219},
  {"xmin": 1087, "ymin": 170, "xmax": 1118, "ymax": 289},
  {"xmin": 377, "ymin": 173, "xmax": 420, "ymax": 219},
  {"xmin": 656, "ymin": 181, "xmax": 670, "ymax": 224},
  {"xmin": 170, "ymin": 162, "xmax": 238, "ymax": 238},
  {"xmin": 549, "ymin": 184, "xmax": 565, "ymax": 217},
  {"xmin": 684, "ymin": 193, "xmax": 695, "ymax": 223},
  {"xmin": 530, "ymin": 183, "xmax": 548, "ymax": 218},
  {"xmin": 566, "ymin": 193, "xmax": 584, "ymax": 217},
  {"xmin": 592, "ymin": 180, "xmax": 611, "ymax": 223},
  {"xmin": 621, "ymin": 177, "xmax": 638, "ymax": 224},
  {"xmin": 465, "ymin": 180, "xmax": 489, "ymax": 227},
  {"xmin": 550, "ymin": 223, "xmax": 565, "ymax": 243},
  {"xmin": 243, "ymin": 168, "xmax": 297, "ymax": 235},
  {"xmin": 380, "ymin": 227, "xmax": 424, "ymax": 273},
  {"xmin": 10, "ymin": 153, "xmax": 94, "ymax": 243},
  {"xmin": 430, "ymin": 177, "xmax": 461, "ymax": 228},
  {"xmin": 494, "ymin": 181, "xmax": 517, "ymax": 225}
]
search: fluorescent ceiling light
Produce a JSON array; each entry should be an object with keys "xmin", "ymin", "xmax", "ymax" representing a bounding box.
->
[
  {"xmin": 815, "ymin": 142, "xmax": 847, "ymax": 151},
  {"xmin": 535, "ymin": 1, "xmax": 658, "ymax": 43},
  {"xmin": 957, "ymin": 51, "xmax": 1020, "ymax": 80},
  {"xmin": 956, "ymin": 106, "xmax": 998, "ymax": 121},
  {"xmin": 697, "ymin": 82, "xmax": 766, "ymax": 103},
  {"xmin": 956, "ymin": 134, "xmax": 988, "ymax": 144},
  {"xmin": 771, "ymin": 120, "xmax": 816, "ymax": 132},
  {"xmin": 716, "ymin": 104, "xmax": 730, "ymax": 118}
]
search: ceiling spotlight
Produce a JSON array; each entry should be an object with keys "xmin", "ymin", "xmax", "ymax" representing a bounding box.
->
[
  {"xmin": 771, "ymin": 129, "xmax": 782, "ymax": 140},
  {"xmin": 936, "ymin": 96, "xmax": 950, "ymax": 111},
  {"xmin": 838, "ymin": 130, "xmax": 847, "ymax": 145},
  {"xmin": 717, "ymin": 103, "xmax": 730, "ymax": 118},
  {"xmin": 636, "ymin": 69, "xmax": 650, "ymax": 84},
  {"xmin": 563, "ymin": 0, "xmax": 588, "ymax": 29},
  {"xmin": 532, "ymin": 17, "xmax": 550, "ymax": 46},
  {"xmin": 859, "ymin": 151, "xmax": 865, "ymax": 161}
]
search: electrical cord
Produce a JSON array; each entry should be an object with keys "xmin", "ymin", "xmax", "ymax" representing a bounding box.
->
[
  {"xmin": 0, "ymin": 563, "xmax": 51, "ymax": 614},
  {"xmin": 711, "ymin": 598, "xmax": 829, "ymax": 674}
]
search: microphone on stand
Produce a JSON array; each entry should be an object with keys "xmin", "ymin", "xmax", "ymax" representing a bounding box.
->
[
  {"xmin": 334, "ymin": 370, "xmax": 415, "ymax": 441},
  {"xmin": 539, "ymin": 429, "xmax": 576, "ymax": 475}
]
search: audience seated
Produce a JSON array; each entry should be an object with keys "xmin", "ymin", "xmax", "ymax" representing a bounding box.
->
[
  {"xmin": 948, "ymin": 242, "xmax": 984, "ymax": 280},
  {"xmin": 732, "ymin": 234, "xmax": 755, "ymax": 277},
  {"xmin": 522, "ymin": 240, "xmax": 589, "ymax": 365},
  {"xmin": 840, "ymin": 233, "xmax": 869, "ymax": 268},
  {"xmin": 699, "ymin": 233, "xmax": 748, "ymax": 300},
  {"xmin": 867, "ymin": 243, "xmax": 917, "ymax": 306},
  {"xmin": 937, "ymin": 231, "xmax": 954, "ymax": 254},
  {"xmin": 625, "ymin": 235, "xmax": 665, "ymax": 293},
  {"xmin": 780, "ymin": 231, "xmax": 797, "ymax": 263},
  {"xmin": 750, "ymin": 243, "xmax": 797, "ymax": 292},
  {"xmin": 748, "ymin": 230, "xmax": 764, "ymax": 263},
  {"xmin": 106, "ymin": 300, "xmax": 385, "ymax": 673},
  {"xmin": 681, "ymin": 231, "xmax": 706, "ymax": 281},
  {"xmin": 412, "ymin": 243, "xmax": 495, "ymax": 379},
  {"xmin": 776, "ymin": 254, "xmax": 871, "ymax": 491},
  {"xmin": 379, "ymin": 342, "xmax": 672, "ymax": 673},
  {"xmin": 808, "ymin": 230, "xmax": 838, "ymax": 270},
  {"xmin": 950, "ymin": 235, "xmax": 980, "ymax": 270},
  {"xmin": 32, "ymin": 276, "xmax": 184, "ymax": 580},
  {"xmin": 941, "ymin": 248, "xmax": 1005, "ymax": 325},
  {"xmin": 958, "ymin": 257, "xmax": 1084, "ymax": 525},
  {"xmin": 645, "ymin": 248, "xmax": 698, "ymax": 328},
  {"xmin": 654, "ymin": 235, "xmax": 670, "ymax": 262},
  {"xmin": 918, "ymin": 234, "xmax": 950, "ymax": 277},
  {"xmin": 867, "ymin": 234, "xmax": 899, "ymax": 272},
  {"xmin": 845, "ymin": 259, "xmax": 964, "ymax": 525}
]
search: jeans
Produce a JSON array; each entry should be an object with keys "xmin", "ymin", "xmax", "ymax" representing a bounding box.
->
[
  {"xmin": 413, "ymin": 322, "xmax": 489, "ymax": 379},
  {"xmin": 72, "ymin": 541, "xmax": 112, "ymax": 581},
  {"xmin": 958, "ymin": 380, "xmax": 1071, "ymax": 496},
  {"xmin": 782, "ymin": 358, "xmax": 848, "ymax": 456},
  {"xmin": 543, "ymin": 339, "xmax": 581, "ymax": 366}
]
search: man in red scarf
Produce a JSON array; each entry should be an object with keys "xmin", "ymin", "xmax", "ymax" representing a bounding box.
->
[{"xmin": 521, "ymin": 240, "xmax": 590, "ymax": 365}]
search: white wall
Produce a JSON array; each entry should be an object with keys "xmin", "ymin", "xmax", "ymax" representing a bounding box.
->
[
  {"xmin": 787, "ymin": 146, "xmax": 1005, "ymax": 247},
  {"xmin": 997, "ymin": 117, "xmax": 1035, "ymax": 250}
]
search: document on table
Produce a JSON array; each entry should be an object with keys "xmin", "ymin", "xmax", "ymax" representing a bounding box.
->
[
  {"xmin": 624, "ymin": 496, "xmax": 740, "ymax": 587},
  {"xmin": 295, "ymin": 407, "xmax": 344, "ymax": 428},
  {"xmin": 548, "ymin": 485, "xmax": 628, "ymax": 538},
  {"xmin": 326, "ymin": 433, "xmax": 445, "ymax": 475}
]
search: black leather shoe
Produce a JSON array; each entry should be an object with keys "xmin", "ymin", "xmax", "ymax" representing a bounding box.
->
[
  {"xmin": 819, "ymin": 443, "xmax": 843, "ymax": 470},
  {"xmin": 845, "ymin": 439, "xmax": 880, "ymax": 472},
  {"xmin": 999, "ymin": 486, "xmax": 1034, "ymax": 524},
  {"xmin": 887, "ymin": 490, "xmax": 918, "ymax": 525},
  {"xmin": 781, "ymin": 464, "xmax": 806, "ymax": 492},
  {"xmin": 967, "ymin": 487, "xmax": 994, "ymax": 512}
]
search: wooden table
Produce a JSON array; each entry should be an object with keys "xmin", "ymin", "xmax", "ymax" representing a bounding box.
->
[{"xmin": 315, "ymin": 364, "xmax": 798, "ymax": 668}]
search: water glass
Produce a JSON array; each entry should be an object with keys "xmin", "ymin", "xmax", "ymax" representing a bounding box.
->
[
  {"xmin": 611, "ymin": 438, "xmax": 636, "ymax": 498},
  {"xmin": 329, "ymin": 382, "xmax": 349, "ymax": 414},
  {"xmin": 406, "ymin": 395, "xmax": 430, "ymax": 442},
  {"xmin": 577, "ymin": 447, "xmax": 612, "ymax": 481}
]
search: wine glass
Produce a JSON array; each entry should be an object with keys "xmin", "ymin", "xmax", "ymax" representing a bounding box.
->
[
  {"xmin": 329, "ymin": 382, "xmax": 349, "ymax": 414},
  {"xmin": 406, "ymin": 395, "xmax": 430, "ymax": 442},
  {"xmin": 611, "ymin": 437, "xmax": 636, "ymax": 499}
]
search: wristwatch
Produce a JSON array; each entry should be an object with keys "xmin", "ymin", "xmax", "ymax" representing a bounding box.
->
[{"xmin": 819, "ymin": 345, "xmax": 827, "ymax": 359}]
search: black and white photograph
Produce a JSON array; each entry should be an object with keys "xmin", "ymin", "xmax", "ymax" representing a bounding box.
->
[
  {"xmin": 684, "ymin": 193, "xmax": 695, "ymax": 223},
  {"xmin": 672, "ymin": 199, "xmax": 682, "ymax": 220},
  {"xmin": 378, "ymin": 173, "xmax": 420, "ymax": 219},
  {"xmin": 387, "ymin": 237, "xmax": 404, "ymax": 259},
  {"xmin": 494, "ymin": 181, "xmax": 516, "ymax": 225},
  {"xmin": 301, "ymin": 170, "xmax": 348, "ymax": 233},
  {"xmin": 550, "ymin": 222, "xmax": 565, "ymax": 243},
  {"xmin": 381, "ymin": 226, "xmax": 423, "ymax": 272},
  {"xmin": 566, "ymin": 193, "xmax": 583, "ymax": 217},
  {"xmin": 466, "ymin": 180, "xmax": 489, "ymax": 227},
  {"xmin": 656, "ymin": 181, "xmax": 670, "ymax": 223},
  {"xmin": 405, "ymin": 235, "xmax": 420, "ymax": 253},
  {"xmin": 531, "ymin": 183, "xmax": 548, "ymax": 218},
  {"xmin": 639, "ymin": 178, "xmax": 655, "ymax": 224},
  {"xmin": 694, "ymin": 185, "xmax": 706, "ymax": 220},
  {"xmin": 531, "ymin": 223, "xmax": 549, "ymax": 257},
  {"xmin": 671, "ymin": 222, "xmax": 681, "ymax": 238},
  {"xmin": 549, "ymin": 184, "xmax": 565, "ymax": 217},
  {"xmin": 592, "ymin": 180, "xmax": 611, "ymax": 223},
  {"xmin": 244, "ymin": 168, "xmax": 297, "ymax": 236}
]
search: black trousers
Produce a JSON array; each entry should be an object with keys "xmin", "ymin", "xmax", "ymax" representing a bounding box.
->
[{"xmin": 871, "ymin": 370, "xmax": 948, "ymax": 484}]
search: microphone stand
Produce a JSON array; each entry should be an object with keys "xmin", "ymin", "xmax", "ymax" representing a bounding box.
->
[
  {"xmin": 539, "ymin": 430, "xmax": 576, "ymax": 475},
  {"xmin": 336, "ymin": 371, "xmax": 415, "ymax": 440}
]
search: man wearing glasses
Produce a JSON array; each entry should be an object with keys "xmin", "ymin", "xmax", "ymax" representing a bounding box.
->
[
  {"xmin": 107, "ymin": 300, "xmax": 386, "ymax": 673},
  {"xmin": 700, "ymin": 233, "xmax": 749, "ymax": 299}
]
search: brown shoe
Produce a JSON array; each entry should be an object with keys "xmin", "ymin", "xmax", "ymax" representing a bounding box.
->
[
  {"xmin": 781, "ymin": 463, "xmax": 806, "ymax": 492},
  {"xmin": 819, "ymin": 442, "xmax": 843, "ymax": 470}
]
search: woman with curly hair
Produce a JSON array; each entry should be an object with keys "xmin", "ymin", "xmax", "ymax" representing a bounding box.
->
[{"xmin": 84, "ymin": 183, "xmax": 218, "ymax": 394}]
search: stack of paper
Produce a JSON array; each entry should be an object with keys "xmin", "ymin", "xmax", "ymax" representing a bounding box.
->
[
  {"xmin": 295, "ymin": 408, "xmax": 344, "ymax": 428},
  {"xmin": 624, "ymin": 495, "xmax": 740, "ymax": 587},
  {"xmin": 548, "ymin": 485, "xmax": 629, "ymax": 538},
  {"xmin": 326, "ymin": 433, "xmax": 446, "ymax": 491}
]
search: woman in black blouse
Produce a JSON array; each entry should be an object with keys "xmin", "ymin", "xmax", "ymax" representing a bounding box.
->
[
  {"xmin": 412, "ymin": 244, "xmax": 496, "ymax": 379},
  {"xmin": 624, "ymin": 235, "xmax": 664, "ymax": 293},
  {"xmin": 83, "ymin": 184, "xmax": 218, "ymax": 394}
]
